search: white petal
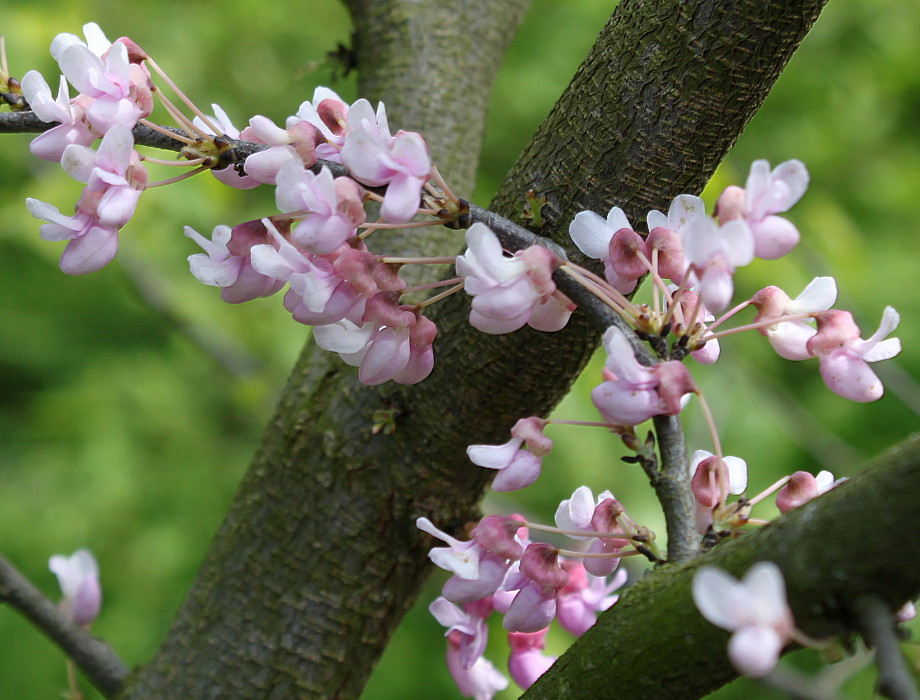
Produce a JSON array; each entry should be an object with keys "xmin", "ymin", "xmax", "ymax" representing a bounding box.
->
[
  {"xmin": 788, "ymin": 277, "xmax": 836, "ymax": 313},
  {"xmin": 692, "ymin": 566, "xmax": 743, "ymax": 630},
  {"xmin": 569, "ymin": 211, "xmax": 613, "ymax": 260}
]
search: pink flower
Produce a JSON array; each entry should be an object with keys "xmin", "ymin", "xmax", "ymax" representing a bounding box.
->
[
  {"xmin": 467, "ymin": 417, "xmax": 552, "ymax": 492},
  {"xmin": 340, "ymin": 99, "xmax": 431, "ymax": 223},
  {"xmin": 457, "ymin": 223, "xmax": 572, "ymax": 335},
  {"xmin": 507, "ymin": 629, "xmax": 556, "ymax": 690},
  {"xmin": 775, "ymin": 470, "xmax": 839, "ymax": 513},
  {"xmin": 751, "ymin": 277, "xmax": 837, "ymax": 361},
  {"xmin": 682, "ymin": 213, "xmax": 754, "ymax": 312},
  {"xmin": 806, "ymin": 307, "xmax": 901, "ymax": 402},
  {"xmin": 569, "ymin": 207, "xmax": 646, "ymax": 293},
  {"xmin": 52, "ymin": 29, "xmax": 152, "ymax": 133},
  {"xmin": 20, "ymin": 72, "xmax": 96, "ymax": 161},
  {"xmin": 717, "ymin": 159, "xmax": 808, "ymax": 260},
  {"xmin": 555, "ymin": 562, "xmax": 627, "ymax": 637},
  {"xmin": 294, "ymin": 87, "xmax": 349, "ymax": 161},
  {"xmin": 445, "ymin": 632, "xmax": 508, "ymax": 700},
  {"xmin": 591, "ymin": 326, "xmax": 696, "ymax": 426},
  {"xmin": 274, "ymin": 162, "xmax": 366, "ymax": 254},
  {"xmin": 184, "ymin": 224, "xmax": 285, "ymax": 303},
  {"xmin": 690, "ymin": 451, "xmax": 747, "ymax": 509},
  {"xmin": 26, "ymin": 125, "xmax": 147, "ymax": 274},
  {"xmin": 430, "ymin": 597, "xmax": 491, "ymax": 671},
  {"xmin": 49, "ymin": 549, "xmax": 101, "ymax": 627},
  {"xmin": 692, "ymin": 562, "xmax": 795, "ymax": 678}
]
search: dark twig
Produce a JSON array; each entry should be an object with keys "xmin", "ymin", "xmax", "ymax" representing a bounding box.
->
[
  {"xmin": 0, "ymin": 554, "xmax": 128, "ymax": 698},
  {"xmin": 854, "ymin": 595, "xmax": 920, "ymax": 700}
]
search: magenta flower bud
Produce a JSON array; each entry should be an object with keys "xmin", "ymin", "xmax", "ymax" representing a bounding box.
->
[
  {"xmin": 646, "ymin": 226, "xmax": 685, "ymax": 280},
  {"xmin": 806, "ymin": 310, "xmax": 861, "ymax": 355},
  {"xmin": 608, "ymin": 227, "xmax": 651, "ymax": 280},
  {"xmin": 714, "ymin": 185, "xmax": 747, "ymax": 224},
  {"xmin": 775, "ymin": 471, "xmax": 820, "ymax": 513},
  {"xmin": 520, "ymin": 544, "xmax": 569, "ymax": 591},
  {"xmin": 472, "ymin": 515, "xmax": 525, "ymax": 561}
]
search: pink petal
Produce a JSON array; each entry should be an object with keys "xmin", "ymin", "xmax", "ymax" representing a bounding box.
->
[
  {"xmin": 358, "ymin": 328, "xmax": 411, "ymax": 385},
  {"xmin": 728, "ymin": 626, "xmax": 783, "ymax": 678},
  {"xmin": 819, "ymin": 350, "xmax": 884, "ymax": 402},
  {"xmin": 59, "ymin": 225, "xmax": 118, "ymax": 274}
]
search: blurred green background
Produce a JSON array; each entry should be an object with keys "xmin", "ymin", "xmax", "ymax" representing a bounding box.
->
[{"xmin": 1, "ymin": 0, "xmax": 918, "ymax": 698}]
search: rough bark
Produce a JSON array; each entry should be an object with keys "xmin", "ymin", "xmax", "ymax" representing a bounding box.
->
[
  {"xmin": 119, "ymin": 1, "xmax": 830, "ymax": 698},
  {"xmin": 524, "ymin": 433, "xmax": 920, "ymax": 699}
]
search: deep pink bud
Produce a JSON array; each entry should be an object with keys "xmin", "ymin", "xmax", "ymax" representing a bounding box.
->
[
  {"xmin": 775, "ymin": 471, "xmax": 820, "ymax": 513},
  {"xmin": 520, "ymin": 544, "xmax": 569, "ymax": 591},
  {"xmin": 715, "ymin": 185, "xmax": 747, "ymax": 224},
  {"xmin": 608, "ymin": 227, "xmax": 650, "ymax": 280},
  {"xmin": 371, "ymin": 262, "xmax": 407, "ymax": 292},
  {"xmin": 409, "ymin": 313, "xmax": 438, "ymax": 346},
  {"xmin": 472, "ymin": 515, "xmax": 525, "ymax": 561}
]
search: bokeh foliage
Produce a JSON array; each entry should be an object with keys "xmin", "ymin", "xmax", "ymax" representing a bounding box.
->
[{"xmin": 0, "ymin": 1, "xmax": 917, "ymax": 698}]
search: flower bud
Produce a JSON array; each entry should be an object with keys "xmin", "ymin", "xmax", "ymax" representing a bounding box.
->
[
  {"xmin": 520, "ymin": 544, "xmax": 568, "ymax": 591},
  {"xmin": 775, "ymin": 471, "xmax": 820, "ymax": 513}
]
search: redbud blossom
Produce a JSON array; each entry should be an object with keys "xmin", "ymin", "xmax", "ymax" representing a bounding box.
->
[
  {"xmin": 27, "ymin": 125, "xmax": 147, "ymax": 274},
  {"xmin": 507, "ymin": 629, "xmax": 556, "ymax": 690},
  {"xmin": 295, "ymin": 87, "xmax": 350, "ymax": 161},
  {"xmin": 445, "ymin": 631, "xmax": 508, "ymax": 700},
  {"xmin": 49, "ymin": 549, "xmax": 101, "ymax": 627},
  {"xmin": 430, "ymin": 597, "xmax": 491, "ymax": 671},
  {"xmin": 751, "ymin": 277, "xmax": 837, "ymax": 360},
  {"xmin": 726, "ymin": 159, "xmax": 809, "ymax": 260},
  {"xmin": 457, "ymin": 223, "xmax": 572, "ymax": 335},
  {"xmin": 591, "ymin": 326, "xmax": 696, "ymax": 426},
  {"xmin": 682, "ymin": 213, "xmax": 754, "ymax": 312},
  {"xmin": 775, "ymin": 470, "xmax": 838, "ymax": 513},
  {"xmin": 340, "ymin": 99, "xmax": 431, "ymax": 223},
  {"xmin": 467, "ymin": 417, "xmax": 552, "ymax": 492},
  {"xmin": 806, "ymin": 307, "xmax": 901, "ymax": 402},
  {"xmin": 569, "ymin": 207, "xmax": 647, "ymax": 293},
  {"xmin": 556, "ymin": 563, "xmax": 627, "ymax": 636},
  {"xmin": 690, "ymin": 451, "xmax": 748, "ymax": 509},
  {"xmin": 20, "ymin": 72, "xmax": 95, "ymax": 162},
  {"xmin": 692, "ymin": 562, "xmax": 795, "ymax": 678}
]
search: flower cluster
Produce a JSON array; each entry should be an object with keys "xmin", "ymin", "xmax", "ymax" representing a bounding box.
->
[
  {"xmin": 418, "ymin": 496, "xmax": 630, "ymax": 696},
  {"xmin": 22, "ymin": 24, "xmax": 153, "ymax": 274}
]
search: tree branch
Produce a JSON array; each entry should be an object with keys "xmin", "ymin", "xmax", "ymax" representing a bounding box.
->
[
  {"xmin": 854, "ymin": 595, "xmax": 920, "ymax": 700},
  {"xmin": 524, "ymin": 433, "xmax": 920, "ymax": 699},
  {"xmin": 0, "ymin": 555, "xmax": 128, "ymax": 698}
]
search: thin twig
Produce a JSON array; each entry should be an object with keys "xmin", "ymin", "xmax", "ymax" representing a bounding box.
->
[
  {"xmin": 854, "ymin": 595, "xmax": 920, "ymax": 700},
  {"xmin": 0, "ymin": 555, "xmax": 128, "ymax": 698}
]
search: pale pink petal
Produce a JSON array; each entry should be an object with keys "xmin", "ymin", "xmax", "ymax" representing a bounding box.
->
[
  {"xmin": 728, "ymin": 626, "xmax": 783, "ymax": 677},
  {"xmin": 359, "ymin": 328, "xmax": 411, "ymax": 385},
  {"xmin": 491, "ymin": 451, "xmax": 542, "ymax": 492},
  {"xmin": 380, "ymin": 173, "xmax": 424, "ymax": 224},
  {"xmin": 819, "ymin": 349, "xmax": 884, "ymax": 402},
  {"xmin": 59, "ymin": 225, "xmax": 118, "ymax": 274},
  {"xmin": 750, "ymin": 216, "xmax": 799, "ymax": 259},
  {"xmin": 768, "ymin": 321, "xmax": 816, "ymax": 361},
  {"xmin": 467, "ymin": 439, "xmax": 523, "ymax": 469},
  {"xmin": 692, "ymin": 566, "xmax": 745, "ymax": 631}
]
